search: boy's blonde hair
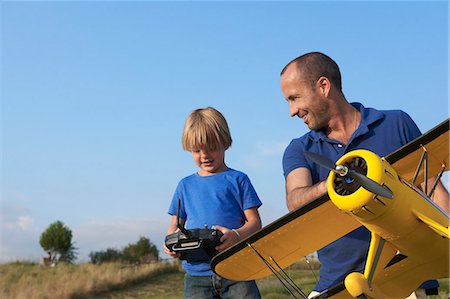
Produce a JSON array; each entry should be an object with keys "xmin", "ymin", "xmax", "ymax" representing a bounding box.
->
[{"xmin": 182, "ymin": 107, "xmax": 232, "ymax": 151}]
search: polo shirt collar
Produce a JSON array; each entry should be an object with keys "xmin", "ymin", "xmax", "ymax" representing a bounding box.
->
[{"xmin": 309, "ymin": 102, "xmax": 385, "ymax": 142}]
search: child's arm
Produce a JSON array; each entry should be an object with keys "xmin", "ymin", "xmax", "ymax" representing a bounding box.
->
[
  {"xmin": 163, "ymin": 215, "xmax": 185, "ymax": 258},
  {"xmin": 214, "ymin": 207, "xmax": 262, "ymax": 252}
]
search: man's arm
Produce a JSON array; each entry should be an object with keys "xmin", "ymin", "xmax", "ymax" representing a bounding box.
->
[
  {"xmin": 426, "ymin": 178, "xmax": 449, "ymax": 214},
  {"xmin": 285, "ymin": 167, "xmax": 328, "ymax": 211}
]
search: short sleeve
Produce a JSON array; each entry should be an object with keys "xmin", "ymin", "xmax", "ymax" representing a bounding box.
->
[
  {"xmin": 283, "ymin": 139, "xmax": 310, "ymax": 178},
  {"xmin": 167, "ymin": 182, "xmax": 187, "ymax": 220},
  {"xmin": 399, "ymin": 111, "xmax": 422, "ymax": 142},
  {"xmin": 240, "ymin": 175, "xmax": 262, "ymax": 210}
]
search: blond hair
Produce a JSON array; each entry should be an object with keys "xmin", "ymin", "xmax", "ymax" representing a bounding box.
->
[{"xmin": 182, "ymin": 107, "xmax": 232, "ymax": 151}]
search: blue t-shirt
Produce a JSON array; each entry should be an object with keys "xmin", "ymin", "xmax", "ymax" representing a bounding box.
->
[
  {"xmin": 168, "ymin": 168, "xmax": 262, "ymax": 276},
  {"xmin": 283, "ymin": 102, "xmax": 426, "ymax": 292}
]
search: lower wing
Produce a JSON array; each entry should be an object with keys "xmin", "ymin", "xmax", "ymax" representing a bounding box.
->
[{"xmin": 211, "ymin": 194, "xmax": 361, "ymax": 281}]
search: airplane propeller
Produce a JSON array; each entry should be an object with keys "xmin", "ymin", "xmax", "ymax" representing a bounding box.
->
[{"xmin": 304, "ymin": 151, "xmax": 393, "ymax": 199}]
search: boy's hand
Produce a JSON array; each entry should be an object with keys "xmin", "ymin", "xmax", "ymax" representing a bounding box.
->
[
  {"xmin": 163, "ymin": 242, "xmax": 180, "ymax": 258},
  {"xmin": 213, "ymin": 225, "xmax": 240, "ymax": 252}
]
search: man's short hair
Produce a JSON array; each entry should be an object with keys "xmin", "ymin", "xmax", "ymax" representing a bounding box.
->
[
  {"xmin": 182, "ymin": 107, "xmax": 232, "ymax": 151},
  {"xmin": 281, "ymin": 52, "xmax": 342, "ymax": 92}
]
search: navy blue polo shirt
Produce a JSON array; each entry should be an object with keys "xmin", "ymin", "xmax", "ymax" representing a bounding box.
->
[{"xmin": 283, "ymin": 102, "xmax": 425, "ymax": 292}]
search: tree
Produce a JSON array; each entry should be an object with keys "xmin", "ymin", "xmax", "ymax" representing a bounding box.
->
[
  {"xmin": 40, "ymin": 220, "xmax": 77, "ymax": 264},
  {"xmin": 122, "ymin": 236, "xmax": 159, "ymax": 264}
]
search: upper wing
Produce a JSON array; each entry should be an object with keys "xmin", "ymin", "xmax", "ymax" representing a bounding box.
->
[
  {"xmin": 211, "ymin": 195, "xmax": 361, "ymax": 280},
  {"xmin": 385, "ymin": 118, "xmax": 449, "ymax": 182}
]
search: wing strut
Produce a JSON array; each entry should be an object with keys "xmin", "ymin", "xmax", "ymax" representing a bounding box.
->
[
  {"xmin": 410, "ymin": 146, "xmax": 447, "ymax": 198},
  {"xmin": 305, "ymin": 255, "xmax": 319, "ymax": 285},
  {"xmin": 246, "ymin": 243, "xmax": 308, "ymax": 299},
  {"xmin": 412, "ymin": 148, "xmax": 427, "ymax": 189}
]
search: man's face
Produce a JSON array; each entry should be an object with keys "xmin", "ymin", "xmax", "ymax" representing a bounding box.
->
[{"xmin": 280, "ymin": 65, "xmax": 329, "ymax": 130}]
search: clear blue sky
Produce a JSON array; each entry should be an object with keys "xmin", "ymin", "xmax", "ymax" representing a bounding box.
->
[{"xmin": 1, "ymin": 1, "xmax": 448, "ymax": 263}]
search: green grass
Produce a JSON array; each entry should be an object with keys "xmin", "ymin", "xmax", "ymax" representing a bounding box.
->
[
  {"xmin": 82, "ymin": 266, "xmax": 317, "ymax": 299},
  {"xmin": 97, "ymin": 265, "xmax": 450, "ymax": 299},
  {"xmin": 83, "ymin": 270, "xmax": 185, "ymax": 299}
]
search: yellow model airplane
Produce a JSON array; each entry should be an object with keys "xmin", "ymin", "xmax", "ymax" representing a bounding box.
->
[{"xmin": 211, "ymin": 119, "xmax": 449, "ymax": 298}]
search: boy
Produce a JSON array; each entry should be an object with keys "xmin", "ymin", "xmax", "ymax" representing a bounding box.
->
[{"xmin": 164, "ymin": 107, "xmax": 262, "ymax": 299}]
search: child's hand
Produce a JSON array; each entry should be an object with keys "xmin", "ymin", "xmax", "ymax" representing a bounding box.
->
[
  {"xmin": 213, "ymin": 225, "xmax": 240, "ymax": 252},
  {"xmin": 163, "ymin": 242, "xmax": 180, "ymax": 258}
]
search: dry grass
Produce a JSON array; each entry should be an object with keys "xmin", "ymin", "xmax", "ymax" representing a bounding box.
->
[
  {"xmin": 0, "ymin": 260, "xmax": 179, "ymax": 299},
  {"xmin": 1, "ymin": 260, "xmax": 448, "ymax": 299}
]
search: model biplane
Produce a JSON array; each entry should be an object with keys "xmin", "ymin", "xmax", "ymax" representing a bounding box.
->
[{"xmin": 211, "ymin": 119, "xmax": 449, "ymax": 299}]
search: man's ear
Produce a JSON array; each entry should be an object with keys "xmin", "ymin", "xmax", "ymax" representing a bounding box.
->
[{"xmin": 317, "ymin": 76, "xmax": 331, "ymax": 97}]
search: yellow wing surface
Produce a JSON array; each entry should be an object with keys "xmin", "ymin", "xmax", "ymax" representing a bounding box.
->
[
  {"xmin": 211, "ymin": 195, "xmax": 361, "ymax": 280},
  {"xmin": 385, "ymin": 118, "xmax": 449, "ymax": 181}
]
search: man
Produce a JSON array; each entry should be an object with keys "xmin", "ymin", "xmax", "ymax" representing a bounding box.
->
[{"xmin": 279, "ymin": 52, "xmax": 449, "ymax": 298}]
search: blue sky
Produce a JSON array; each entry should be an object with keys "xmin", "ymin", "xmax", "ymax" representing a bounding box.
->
[{"xmin": 1, "ymin": 1, "xmax": 448, "ymax": 263}]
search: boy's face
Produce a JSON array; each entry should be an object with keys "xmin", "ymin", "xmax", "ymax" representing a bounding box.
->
[{"xmin": 191, "ymin": 147, "xmax": 226, "ymax": 176}]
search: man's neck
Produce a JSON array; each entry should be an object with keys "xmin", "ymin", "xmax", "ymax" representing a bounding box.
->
[{"xmin": 325, "ymin": 105, "xmax": 360, "ymax": 145}]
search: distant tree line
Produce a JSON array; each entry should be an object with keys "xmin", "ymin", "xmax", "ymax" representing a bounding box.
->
[
  {"xmin": 89, "ymin": 236, "xmax": 159, "ymax": 264},
  {"xmin": 39, "ymin": 221, "xmax": 159, "ymax": 266}
]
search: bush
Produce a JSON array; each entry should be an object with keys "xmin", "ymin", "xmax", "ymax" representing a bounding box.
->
[
  {"xmin": 122, "ymin": 236, "xmax": 159, "ymax": 264},
  {"xmin": 89, "ymin": 248, "xmax": 123, "ymax": 264},
  {"xmin": 89, "ymin": 236, "xmax": 159, "ymax": 265}
]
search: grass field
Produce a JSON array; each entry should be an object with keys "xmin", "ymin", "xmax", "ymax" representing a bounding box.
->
[
  {"xmin": 0, "ymin": 260, "xmax": 180, "ymax": 299},
  {"xmin": 0, "ymin": 260, "xmax": 449, "ymax": 298}
]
